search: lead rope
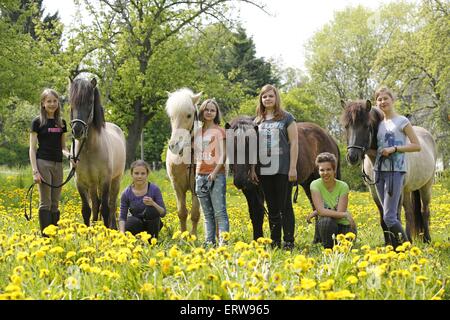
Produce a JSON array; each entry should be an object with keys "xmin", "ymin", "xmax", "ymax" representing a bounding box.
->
[{"xmin": 24, "ymin": 137, "xmax": 85, "ymax": 221}]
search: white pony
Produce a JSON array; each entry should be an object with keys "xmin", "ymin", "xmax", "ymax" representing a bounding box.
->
[{"xmin": 165, "ymin": 88, "xmax": 202, "ymax": 235}]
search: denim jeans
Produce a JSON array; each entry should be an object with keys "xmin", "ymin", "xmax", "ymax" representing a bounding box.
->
[{"xmin": 195, "ymin": 173, "xmax": 229, "ymax": 244}]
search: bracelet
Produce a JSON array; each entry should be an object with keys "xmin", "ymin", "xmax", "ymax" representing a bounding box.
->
[{"xmin": 394, "ymin": 146, "xmax": 398, "ymax": 153}]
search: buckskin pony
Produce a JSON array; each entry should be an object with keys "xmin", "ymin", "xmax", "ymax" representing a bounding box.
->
[{"xmin": 69, "ymin": 78, "xmax": 126, "ymax": 229}]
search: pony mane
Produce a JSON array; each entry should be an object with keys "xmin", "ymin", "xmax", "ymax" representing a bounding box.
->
[
  {"xmin": 69, "ymin": 78, "xmax": 105, "ymax": 131},
  {"xmin": 229, "ymin": 115, "xmax": 255, "ymax": 131},
  {"xmin": 165, "ymin": 88, "xmax": 196, "ymax": 117},
  {"xmin": 341, "ymin": 100, "xmax": 376, "ymax": 127}
]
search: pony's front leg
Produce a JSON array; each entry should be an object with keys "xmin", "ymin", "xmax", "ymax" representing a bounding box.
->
[
  {"xmin": 77, "ymin": 184, "xmax": 91, "ymax": 226},
  {"xmin": 100, "ymin": 182, "xmax": 115, "ymax": 229},
  {"xmin": 403, "ymin": 191, "xmax": 414, "ymax": 242},
  {"xmin": 90, "ymin": 189, "xmax": 100, "ymax": 221},
  {"xmin": 191, "ymin": 193, "xmax": 201, "ymax": 236},
  {"xmin": 175, "ymin": 190, "xmax": 188, "ymax": 232}
]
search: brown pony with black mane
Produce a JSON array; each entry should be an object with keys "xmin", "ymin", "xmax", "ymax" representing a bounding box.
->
[
  {"xmin": 226, "ymin": 115, "xmax": 341, "ymax": 242},
  {"xmin": 341, "ymin": 99, "xmax": 437, "ymax": 243},
  {"xmin": 69, "ymin": 78, "xmax": 126, "ymax": 229}
]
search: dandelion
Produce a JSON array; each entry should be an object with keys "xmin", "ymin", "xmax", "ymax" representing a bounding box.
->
[
  {"xmin": 319, "ymin": 279, "xmax": 334, "ymax": 291},
  {"xmin": 43, "ymin": 225, "xmax": 57, "ymax": 236},
  {"xmin": 273, "ymin": 284, "xmax": 286, "ymax": 295},
  {"xmin": 39, "ymin": 269, "xmax": 50, "ymax": 279},
  {"xmin": 326, "ymin": 290, "xmax": 355, "ymax": 300},
  {"xmin": 346, "ymin": 275, "xmax": 358, "ymax": 285},
  {"xmin": 272, "ymin": 272, "xmax": 282, "ymax": 283},
  {"xmin": 140, "ymin": 283, "xmax": 155, "ymax": 295},
  {"xmin": 300, "ymin": 278, "xmax": 317, "ymax": 290},
  {"xmin": 415, "ymin": 276, "xmax": 428, "ymax": 285},
  {"xmin": 64, "ymin": 276, "xmax": 80, "ymax": 290},
  {"xmin": 409, "ymin": 264, "xmax": 420, "ymax": 272}
]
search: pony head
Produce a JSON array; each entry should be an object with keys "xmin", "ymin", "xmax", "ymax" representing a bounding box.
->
[
  {"xmin": 69, "ymin": 77, "xmax": 105, "ymax": 139},
  {"xmin": 225, "ymin": 116, "xmax": 258, "ymax": 190},
  {"xmin": 165, "ymin": 88, "xmax": 202, "ymax": 156},
  {"xmin": 341, "ymin": 99, "xmax": 381, "ymax": 165}
]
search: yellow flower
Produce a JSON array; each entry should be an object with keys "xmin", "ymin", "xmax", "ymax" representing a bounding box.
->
[
  {"xmin": 49, "ymin": 246, "xmax": 64, "ymax": 254},
  {"xmin": 357, "ymin": 261, "xmax": 369, "ymax": 269},
  {"xmin": 220, "ymin": 232, "xmax": 230, "ymax": 241},
  {"xmin": 140, "ymin": 283, "xmax": 155, "ymax": 295},
  {"xmin": 300, "ymin": 278, "xmax": 317, "ymax": 290},
  {"xmin": 345, "ymin": 232, "xmax": 356, "ymax": 241},
  {"xmin": 148, "ymin": 258, "xmax": 157, "ymax": 268},
  {"xmin": 326, "ymin": 290, "xmax": 355, "ymax": 300},
  {"xmin": 272, "ymin": 272, "xmax": 282, "ymax": 283},
  {"xmin": 415, "ymin": 276, "xmax": 428, "ymax": 285},
  {"xmin": 43, "ymin": 225, "xmax": 57, "ymax": 236},
  {"xmin": 410, "ymin": 247, "xmax": 422, "ymax": 256},
  {"xmin": 39, "ymin": 269, "xmax": 50, "ymax": 279},
  {"xmin": 161, "ymin": 258, "xmax": 172, "ymax": 274},
  {"xmin": 274, "ymin": 284, "xmax": 286, "ymax": 295},
  {"xmin": 65, "ymin": 251, "xmax": 77, "ymax": 260},
  {"xmin": 346, "ymin": 275, "xmax": 358, "ymax": 285},
  {"xmin": 409, "ymin": 264, "xmax": 420, "ymax": 272},
  {"xmin": 319, "ymin": 279, "xmax": 334, "ymax": 291}
]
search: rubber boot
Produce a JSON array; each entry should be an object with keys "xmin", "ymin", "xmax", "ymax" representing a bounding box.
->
[
  {"xmin": 51, "ymin": 209, "xmax": 60, "ymax": 226},
  {"xmin": 39, "ymin": 209, "xmax": 53, "ymax": 237}
]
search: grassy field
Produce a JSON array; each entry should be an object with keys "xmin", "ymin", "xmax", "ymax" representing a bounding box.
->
[{"xmin": 0, "ymin": 166, "xmax": 449, "ymax": 300}]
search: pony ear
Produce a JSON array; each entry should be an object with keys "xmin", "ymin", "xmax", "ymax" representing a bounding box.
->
[
  {"xmin": 225, "ymin": 123, "xmax": 231, "ymax": 130},
  {"xmin": 192, "ymin": 92, "xmax": 202, "ymax": 105},
  {"xmin": 340, "ymin": 99, "xmax": 346, "ymax": 109},
  {"xmin": 366, "ymin": 99, "xmax": 372, "ymax": 111},
  {"xmin": 91, "ymin": 78, "xmax": 97, "ymax": 88}
]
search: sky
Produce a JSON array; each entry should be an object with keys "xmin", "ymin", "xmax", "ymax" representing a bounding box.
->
[{"xmin": 42, "ymin": 0, "xmax": 416, "ymax": 71}]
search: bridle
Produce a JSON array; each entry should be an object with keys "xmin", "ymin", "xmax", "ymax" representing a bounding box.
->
[{"xmin": 346, "ymin": 126, "xmax": 394, "ymax": 196}]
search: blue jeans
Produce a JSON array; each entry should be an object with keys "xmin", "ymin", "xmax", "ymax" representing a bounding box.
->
[{"xmin": 195, "ymin": 173, "xmax": 229, "ymax": 244}]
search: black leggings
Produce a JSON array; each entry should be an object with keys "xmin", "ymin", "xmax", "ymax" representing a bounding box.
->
[
  {"xmin": 259, "ymin": 174, "xmax": 295, "ymax": 244},
  {"xmin": 125, "ymin": 207, "xmax": 162, "ymax": 239}
]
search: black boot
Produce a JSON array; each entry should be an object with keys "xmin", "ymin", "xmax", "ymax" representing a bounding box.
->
[
  {"xmin": 388, "ymin": 223, "xmax": 408, "ymax": 249},
  {"xmin": 38, "ymin": 209, "xmax": 53, "ymax": 236},
  {"xmin": 51, "ymin": 209, "xmax": 60, "ymax": 226}
]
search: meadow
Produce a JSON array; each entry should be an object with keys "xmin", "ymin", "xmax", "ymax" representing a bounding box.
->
[{"xmin": 0, "ymin": 167, "xmax": 449, "ymax": 300}]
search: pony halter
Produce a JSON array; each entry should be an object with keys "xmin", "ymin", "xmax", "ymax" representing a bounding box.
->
[{"xmin": 70, "ymin": 101, "xmax": 94, "ymax": 139}]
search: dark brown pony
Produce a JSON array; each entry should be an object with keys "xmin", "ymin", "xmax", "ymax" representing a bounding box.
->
[
  {"xmin": 226, "ymin": 116, "xmax": 341, "ymax": 242},
  {"xmin": 341, "ymin": 100, "xmax": 437, "ymax": 243}
]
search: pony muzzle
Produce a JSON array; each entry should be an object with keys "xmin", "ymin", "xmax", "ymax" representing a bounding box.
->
[{"xmin": 71, "ymin": 119, "xmax": 88, "ymax": 139}]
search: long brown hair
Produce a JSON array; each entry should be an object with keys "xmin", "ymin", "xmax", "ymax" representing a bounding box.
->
[
  {"xmin": 40, "ymin": 88, "xmax": 63, "ymax": 128},
  {"xmin": 255, "ymin": 84, "xmax": 285, "ymax": 124}
]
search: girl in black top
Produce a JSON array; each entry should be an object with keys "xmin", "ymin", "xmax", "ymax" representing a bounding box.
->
[
  {"xmin": 29, "ymin": 89, "xmax": 73, "ymax": 235},
  {"xmin": 251, "ymin": 84, "xmax": 299, "ymax": 249}
]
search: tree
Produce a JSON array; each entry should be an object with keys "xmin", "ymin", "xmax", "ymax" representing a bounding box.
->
[
  {"xmin": 374, "ymin": 0, "xmax": 450, "ymax": 168},
  {"xmin": 218, "ymin": 26, "xmax": 280, "ymax": 97},
  {"xmin": 305, "ymin": 3, "xmax": 414, "ymax": 134},
  {"xmin": 73, "ymin": 0, "xmax": 265, "ymax": 166}
]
